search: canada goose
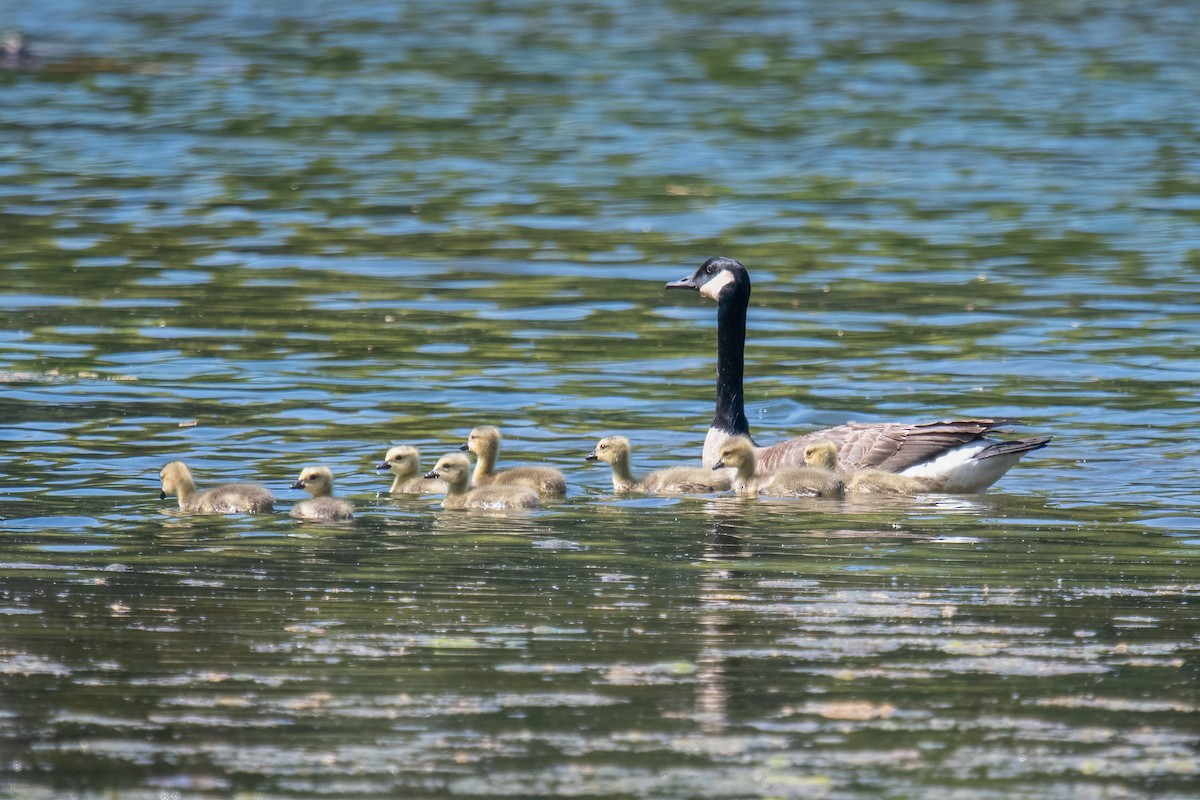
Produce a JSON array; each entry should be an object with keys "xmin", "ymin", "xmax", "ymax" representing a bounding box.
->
[
  {"xmin": 713, "ymin": 436, "xmax": 843, "ymax": 498},
  {"xmin": 460, "ymin": 425, "xmax": 567, "ymax": 497},
  {"xmin": 376, "ymin": 445, "xmax": 444, "ymax": 493},
  {"xmin": 289, "ymin": 465, "xmax": 354, "ymax": 522},
  {"xmin": 666, "ymin": 257, "xmax": 1051, "ymax": 492},
  {"xmin": 586, "ymin": 435, "xmax": 733, "ymax": 494},
  {"xmin": 425, "ymin": 453, "xmax": 540, "ymax": 510},
  {"xmin": 802, "ymin": 439, "xmax": 938, "ymax": 495},
  {"xmin": 158, "ymin": 460, "xmax": 274, "ymax": 514}
]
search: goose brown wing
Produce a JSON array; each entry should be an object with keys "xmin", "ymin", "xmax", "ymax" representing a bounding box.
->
[{"xmin": 755, "ymin": 419, "xmax": 1017, "ymax": 473}]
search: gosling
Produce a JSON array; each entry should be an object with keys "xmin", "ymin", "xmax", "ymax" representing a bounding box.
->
[
  {"xmin": 798, "ymin": 439, "xmax": 941, "ymax": 495},
  {"xmin": 289, "ymin": 465, "xmax": 354, "ymax": 522},
  {"xmin": 461, "ymin": 425, "xmax": 566, "ymax": 497},
  {"xmin": 843, "ymin": 470, "xmax": 940, "ymax": 494},
  {"xmin": 158, "ymin": 460, "xmax": 275, "ymax": 514},
  {"xmin": 714, "ymin": 437, "xmax": 844, "ymax": 498},
  {"xmin": 377, "ymin": 445, "xmax": 444, "ymax": 493},
  {"xmin": 426, "ymin": 452, "xmax": 539, "ymax": 510},
  {"xmin": 586, "ymin": 435, "xmax": 732, "ymax": 494}
]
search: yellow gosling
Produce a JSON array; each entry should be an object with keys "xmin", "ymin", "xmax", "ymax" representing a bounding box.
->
[
  {"xmin": 289, "ymin": 465, "xmax": 354, "ymax": 522},
  {"xmin": 377, "ymin": 445, "xmax": 445, "ymax": 494},
  {"xmin": 461, "ymin": 425, "xmax": 566, "ymax": 497},
  {"xmin": 843, "ymin": 469, "xmax": 942, "ymax": 495},
  {"xmin": 802, "ymin": 439, "xmax": 940, "ymax": 495},
  {"xmin": 426, "ymin": 452, "xmax": 539, "ymax": 510},
  {"xmin": 587, "ymin": 435, "xmax": 731, "ymax": 493},
  {"xmin": 159, "ymin": 460, "xmax": 274, "ymax": 514},
  {"xmin": 715, "ymin": 436, "xmax": 843, "ymax": 498}
]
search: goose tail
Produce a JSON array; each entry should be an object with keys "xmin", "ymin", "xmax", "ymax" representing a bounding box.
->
[
  {"xmin": 900, "ymin": 434, "xmax": 1051, "ymax": 493},
  {"xmin": 973, "ymin": 435, "xmax": 1053, "ymax": 461}
]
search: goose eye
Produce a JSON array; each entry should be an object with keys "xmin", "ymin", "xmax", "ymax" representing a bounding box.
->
[{"xmin": 705, "ymin": 264, "xmax": 714, "ymax": 274}]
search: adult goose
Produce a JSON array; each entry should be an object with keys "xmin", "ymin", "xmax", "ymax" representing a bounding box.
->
[{"xmin": 665, "ymin": 256, "xmax": 1050, "ymax": 493}]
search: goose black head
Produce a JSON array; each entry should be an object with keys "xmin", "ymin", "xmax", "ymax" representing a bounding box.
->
[{"xmin": 665, "ymin": 257, "xmax": 750, "ymax": 303}]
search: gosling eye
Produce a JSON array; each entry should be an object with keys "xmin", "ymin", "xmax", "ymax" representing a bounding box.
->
[{"xmin": 599, "ymin": 444, "xmax": 607, "ymax": 450}]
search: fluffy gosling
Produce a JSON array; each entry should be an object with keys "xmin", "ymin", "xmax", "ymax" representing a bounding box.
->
[
  {"xmin": 843, "ymin": 468, "xmax": 942, "ymax": 495},
  {"xmin": 802, "ymin": 439, "xmax": 941, "ymax": 495},
  {"xmin": 377, "ymin": 445, "xmax": 444, "ymax": 494},
  {"xmin": 426, "ymin": 452, "xmax": 539, "ymax": 510},
  {"xmin": 586, "ymin": 435, "xmax": 732, "ymax": 493},
  {"xmin": 158, "ymin": 460, "xmax": 275, "ymax": 514},
  {"xmin": 289, "ymin": 465, "xmax": 354, "ymax": 522},
  {"xmin": 461, "ymin": 425, "xmax": 566, "ymax": 497},
  {"xmin": 714, "ymin": 436, "xmax": 844, "ymax": 498}
]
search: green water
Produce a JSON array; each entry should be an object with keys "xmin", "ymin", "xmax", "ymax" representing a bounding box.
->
[{"xmin": 1, "ymin": 0, "xmax": 1198, "ymax": 797}]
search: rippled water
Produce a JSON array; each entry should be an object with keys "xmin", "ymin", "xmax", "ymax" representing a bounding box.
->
[{"xmin": 2, "ymin": 0, "xmax": 1198, "ymax": 797}]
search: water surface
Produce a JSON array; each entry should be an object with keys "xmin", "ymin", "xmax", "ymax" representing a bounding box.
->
[{"xmin": 1, "ymin": 0, "xmax": 1198, "ymax": 797}]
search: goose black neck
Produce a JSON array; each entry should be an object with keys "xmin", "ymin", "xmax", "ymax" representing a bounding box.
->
[{"xmin": 713, "ymin": 282, "xmax": 751, "ymax": 437}]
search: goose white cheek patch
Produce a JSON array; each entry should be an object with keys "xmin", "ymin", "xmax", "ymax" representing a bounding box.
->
[{"xmin": 699, "ymin": 270, "xmax": 736, "ymax": 301}]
